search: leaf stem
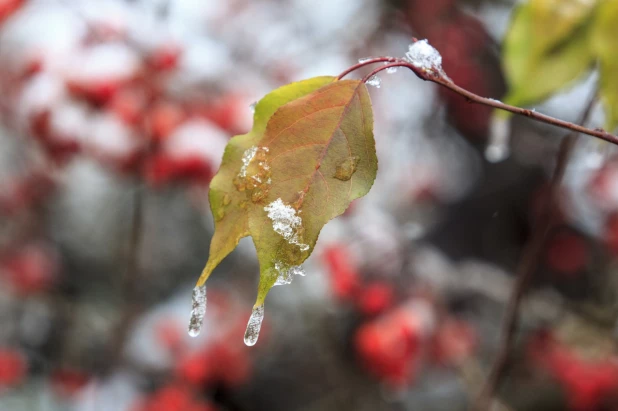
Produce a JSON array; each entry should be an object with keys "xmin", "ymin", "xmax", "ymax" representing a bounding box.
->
[
  {"xmin": 343, "ymin": 58, "xmax": 618, "ymax": 146},
  {"xmin": 336, "ymin": 57, "xmax": 398, "ymax": 80}
]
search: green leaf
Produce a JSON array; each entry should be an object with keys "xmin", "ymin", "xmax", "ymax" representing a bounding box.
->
[
  {"xmin": 194, "ymin": 78, "xmax": 377, "ymax": 344},
  {"xmin": 502, "ymin": 0, "xmax": 597, "ymax": 107},
  {"xmin": 592, "ymin": 0, "xmax": 618, "ymax": 132}
]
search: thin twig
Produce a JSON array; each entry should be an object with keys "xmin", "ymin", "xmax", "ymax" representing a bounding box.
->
[
  {"xmin": 102, "ymin": 183, "xmax": 145, "ymax": 376},
  {"xmin": 339, "ymin": 59, "xmax": 618, "ymax": 146},
  {"xmin": 473, "ymin": 92, "xmax": 597, "ymax": 411}
]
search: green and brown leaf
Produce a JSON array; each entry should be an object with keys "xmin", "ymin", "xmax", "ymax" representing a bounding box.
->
[{"xmin": 196, "ymin": 77, "xmax": 377, "ymax": 311}]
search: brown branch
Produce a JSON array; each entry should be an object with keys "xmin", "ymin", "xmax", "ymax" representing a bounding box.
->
[
  {"xmin": 340, "ymin": 58, "xmax": 617, "ymax": 146},
  {"xmin": 101, "ymin": 183, "xmax": 145, "ymax": 376},
  {"xmin": 472, "ymin": 93, "xmax": 597, "ymax": 411}
]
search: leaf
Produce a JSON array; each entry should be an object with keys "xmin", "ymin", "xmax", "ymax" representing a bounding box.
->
[
  {"xmin": 197, "ymin": 78, "xmax": 377, "ymax": 312},
  {"xmin": 592, "ymin": 0, "xmax": 618, "ymax": 132},
  {"xmin": 196, "ymin": 76, "xmax": 336, "ymax": 288},
  {"xmin": 502, "ymin": 0, "xmax": 597, "ymax": 108}
]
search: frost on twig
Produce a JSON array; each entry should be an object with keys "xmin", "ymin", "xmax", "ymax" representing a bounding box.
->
[
  {"xmin": 404, "ymin": 39, "xmax": 446, "ymax": 77},
  {"xmin": 366, "ymin": 74, "xmax": 382, "ymax": 88}
]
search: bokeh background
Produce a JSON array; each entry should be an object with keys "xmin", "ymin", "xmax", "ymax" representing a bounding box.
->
[{"xmin": 0, "ymin": 0, "xmax": 617, "ymax": 410}]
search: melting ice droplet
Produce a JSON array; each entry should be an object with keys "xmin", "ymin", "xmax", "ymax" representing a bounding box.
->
[
  {"xmin": 334, "ymin": 155, "xmax": 360, "ymax": 181},
  {"xmin": 366, "ymin": 75, "xmax": 381, "ymax": 88},
  {"xmin": 264, "ymin": 198, "xmax": 309, "ymax": 251},
  {"xmin": 244, "ymin": 304, "xmax": 265, "ymax": 346},
  {"xmin": 404, "ymin": 39, "xmax": 443, "ymax": 72},
  {"xmin": 188, "ymin": 284, "xmax": 207, "ymax": 337},
  {"xmin": 274, "ymin": 261, "xmax": 305, "ymax": 286}
]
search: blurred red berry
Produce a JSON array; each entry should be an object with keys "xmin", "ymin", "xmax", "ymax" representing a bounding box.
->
[
  {"xmin": 144, "ymin": 154, "xmax": 212, "ymax": 187},
  {"xmin": 431, "ymin": 319, "xmax": 477, "ymax": 366},
  {"xmin": 149, "ymin": 43, "xmax": 182, "ymax": 72},
  {"xmin": 1, "ymin": 243, "xmax": 58, "ymax": 295},
  {"xmin": 322, "ymin": 244, "xmax": 360, "ymax": 301},
  {"xmin": 133, "ymin": 384, "xmax": 216, "ymax": 411},
  {"xmin": 211, "ymin": 343, "xmax": 251, "ymax": 388},
  {"xmin": 0, "ymin": 348, "xmax": 27, "ymax": 388},
  {"xmin": 353, "ymin": 302, "xmax": 436, "ymax": 387},
  {"xmin": 109, "ymin": 89, "xmax": 146, "ymax": 126},
  {"xmin": 175, "ymin": 350, "xmax": 215, "ymax": 387},
  {"xmin": 0, "ymin": 0, "xmax": 22, "ymax": 25},
  {"xmin": 356, "ymin": 282, "xmax": 394, "ymax": 316},
  {"xmin": 147, "ymin": 103, "xmax": 186, "ymax": 142},
  {"xmin": 50, "ymin": 368, "xmax": 90, "ymax": 397},
  {"xmin": 155, "ymin": 318, "xmax": 185, "ymax": 353}
]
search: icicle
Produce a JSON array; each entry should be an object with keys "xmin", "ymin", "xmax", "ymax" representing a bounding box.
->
[
  {"xmin": 366, "ymin": 75, "xmax": 381, "ymax": 88},
  {"xmin": 188, "ymin": 284, "xmax": 207, "ymax": 337},
  {"xmin": 485, "ymin": 115, "xmax": 511, "ymax": 163},
  {"xmin": 244, "ymin": 304, "xmax": 265, "ymax": 346}
]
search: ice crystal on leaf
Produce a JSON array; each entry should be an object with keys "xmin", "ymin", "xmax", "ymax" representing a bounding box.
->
[{"xmin": 264, "ymin": 198, "xmax": 309, "ymax": 251}]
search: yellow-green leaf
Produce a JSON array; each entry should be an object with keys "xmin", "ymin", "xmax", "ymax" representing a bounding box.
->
[
  {"xmin": 196, "ymin": 76, "xmax": 335, "ymax": 290},
  {"xmin": 191, "ymin": 78, "xmax": 377, "ymax": 345},
  {"xmin": 503, "ymin": 0, "xmax": 597, "ymax": 107},
  {"xmin": 592, "ymin": 0, "xmax": 618, "ymax": 132}
]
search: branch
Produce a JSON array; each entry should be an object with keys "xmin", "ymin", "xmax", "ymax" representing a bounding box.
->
[
  {"xmin": 102, "ymin": 183, "xmax": 145, "ymax": 375},
  {"xmin": 339, "ymin": 58, "xmax": 617, "ymax": 146},
  {"xmin": 472, "ymin": 92, "xmax": 597, "ymax": 411}
]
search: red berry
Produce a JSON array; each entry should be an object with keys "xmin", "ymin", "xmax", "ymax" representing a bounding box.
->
[
  {"xmin": 431, "ymin": 319, "xmax": 477, "ymax": 366},
  {"xmin": 50, "ymin": 368, "xmax": 90, "ymax": 397},
  {"xmin": 147, "ymin": 103, "xmax": 186, "ymax": 142},
  {"xmin": 149, "ymin": 44, "xmax": 182, "ymax": 72},
  {"xmin": 0, "ymin": 348, "xmax": 27, "ymax": 388},
  {"xmin": 0, "ymin": 0, "xmax": 22, "ymax": 25},
  {"xmin": 356, "ymin": 282, "xmax": 394, "ymax": 316},
  {"xmin": 322, "ymin": 244, "xmax": 360, "ymax": 301},
  {"xmin": 1, "ymin": 243, "xmax": 58, "ymax": 295}
]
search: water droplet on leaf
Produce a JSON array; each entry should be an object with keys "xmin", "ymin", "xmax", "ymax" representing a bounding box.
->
[
  {"xmin": 214, "ymin": 208, "xmax": 226, "ymax": 221},
  {"xmin": 188, "ymin": 284, "xmax": 207, "ymax": 337},
  {"xmin": 334, "ymin": 156, "xmax": 360, "ymax": 181},
  {"xmin": 244, "ymin": 304, "xmax": 265, "ymax": 346},
  {"xmin": 222, "ymin": 193, "xmax": 231, "ymax": 206}
]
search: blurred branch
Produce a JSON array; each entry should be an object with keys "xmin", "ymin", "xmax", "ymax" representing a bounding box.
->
[
  {"xmin": 472, "ymin": 91, "xmax": 598, "ymax": 411},
  {"xmin": 340, "ymin": 58, "xmax": 618, "ymax": 146},
  {"xmin": 102, "ymin": 183, "xmax": 145, "ymax": 376}
]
